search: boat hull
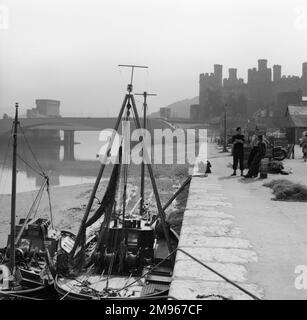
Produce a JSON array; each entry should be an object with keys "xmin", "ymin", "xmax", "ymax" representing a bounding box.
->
[
  {"xmin": 0, "ymin": 284, "xmax": 54, "ymax": 300},
  {"xmin": 54, "ymin": 280, "xmax": 169, "ymax": 301}
]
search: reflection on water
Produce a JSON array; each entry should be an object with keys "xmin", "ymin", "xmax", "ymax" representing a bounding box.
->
[
  {"xmin": 0, "ymin": 131, "xmax": 102, "ymax": 194},
  {"xmin": 0, "ymin": 129, "xmax": 197, "ymax": 195}
]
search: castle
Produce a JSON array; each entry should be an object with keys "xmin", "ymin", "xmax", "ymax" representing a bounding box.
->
[{"xmin": 192, "ymin": 59, "xmax": 307, "ymax": 122}]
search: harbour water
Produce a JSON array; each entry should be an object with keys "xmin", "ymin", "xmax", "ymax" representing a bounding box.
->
[
  {"xmin": 0, "ymin": 127, "xmax": 197, "ymax": 195},
  {"xmin": 0, "ymin": 131, "xmax": 102, "ymax": 194}
]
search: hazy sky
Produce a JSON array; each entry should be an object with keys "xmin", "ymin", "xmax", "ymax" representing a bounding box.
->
[{"xmin": 0, "ymin": 0, "xmax": 307, "ymax": 117}]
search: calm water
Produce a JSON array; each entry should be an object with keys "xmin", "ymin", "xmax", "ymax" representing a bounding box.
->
[
  {"xmin": 0, "ymin": 129, "xmax": 199, "ymax": 195},
  {"xmin": 0, "ymin": 131, "xmax": 102, "ymax": 194}
]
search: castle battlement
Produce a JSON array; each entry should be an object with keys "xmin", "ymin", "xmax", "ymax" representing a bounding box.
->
[{"xmin": 197, "ymin": 60, "xmax": 307, "ymax": 120}]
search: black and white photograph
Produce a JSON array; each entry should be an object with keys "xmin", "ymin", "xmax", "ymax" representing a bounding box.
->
[{"xmin": 0, "ymin": 0, "xmax": 307, "ymax": 313}]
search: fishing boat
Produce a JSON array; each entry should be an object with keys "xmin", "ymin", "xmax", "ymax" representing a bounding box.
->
[
  {"xmin": 0, "ymin": 104, "xmax": 60, "ymax": 300},
  {"xmin": 54, "ymin": 66, "xmax": 190, "ymax": 300}
]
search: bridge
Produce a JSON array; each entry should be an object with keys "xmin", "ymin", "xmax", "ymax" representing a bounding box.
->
[
  {"xmin": 0, "ymin": 117, "xmax": 174, "ymax": 160},
  {"xmin": 0, "ymin": 117, "xmax": 175, "ymax": 135}
]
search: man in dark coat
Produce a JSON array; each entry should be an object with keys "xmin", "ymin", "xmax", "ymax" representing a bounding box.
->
[
  {"xmin": 231, "ymin": 127, "xmax": 245, "ymax": 176},
  {"xmin": 247, "ymin": 127, "xmax": 260, "ymax": 168},
  {"xmin": 244, "ymin": 135, "xmax": 266, "ymax": 178}
]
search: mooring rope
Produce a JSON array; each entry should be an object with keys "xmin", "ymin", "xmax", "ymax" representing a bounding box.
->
[
  {"xmin": 113, "ymin": 247, "xmax": 261, "ymax": 300},
  {"xmin": 177, "ymin": 248, "xmax": 261, "ymax": 300}
]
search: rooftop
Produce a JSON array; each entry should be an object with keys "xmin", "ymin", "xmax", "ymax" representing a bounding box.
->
[{"xmin": 286, "ymin": 105, "xmax": 307, "ymax": 127}]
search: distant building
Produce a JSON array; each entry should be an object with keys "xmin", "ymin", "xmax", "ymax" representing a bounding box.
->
[
  {"xmin": 190, "ymin": 104, "xmax": 201, "ymax": 121},
  {"xmin": 159, "ymin": 107, "xmax": 171, "ymax": 120},
  {"xmin": 198, "ymin": 60, "xmax": 307, "ymax": 122},
  {"xmin": 199, "ymin": 64, "xmax": 223, "ymax": 120},
  {"xmin": 275, "ymin": 90, "xmax": 303, "ymax": 117},
  {"xmin": 223, "ymin": 68, "xmax": 245, "ymax": 92},
  {"xmin": 27, "ymin": 99, "xmax": 61, "ymax": 118},
  {"xmin": 285, "ymin": 105, "xmax": 307, "ymax": 143}
]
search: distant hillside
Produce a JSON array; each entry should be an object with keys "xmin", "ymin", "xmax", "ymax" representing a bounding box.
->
[{"xmin": 150, "ymin": 96, "xmax": 199, "ymax": 119}]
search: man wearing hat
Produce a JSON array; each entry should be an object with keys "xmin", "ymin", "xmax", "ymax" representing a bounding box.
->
[{"xmin": 231, "ymin": 127, "xmax": 245, "ymax": 176}]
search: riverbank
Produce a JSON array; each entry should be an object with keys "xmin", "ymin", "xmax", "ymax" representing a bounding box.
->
[
  {"xmin": 0, "ymin": 163, "xmax": 191, "ymax": 246},
  {"xmin": 170, "ymin": 142, "xmax": 307, "ymax": 300}
]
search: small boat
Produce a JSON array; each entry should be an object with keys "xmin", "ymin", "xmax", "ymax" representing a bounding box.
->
[
  {"xmin": 0, "ymin": 104, "xmax": 59, "ymax": 300},
  {"xmin": 54, "ymin": 68, "xmax": 183, "ymax": 300},
  {"xmin": 55, "ymin": 218, "xmax": 178, "ymax": 300}
]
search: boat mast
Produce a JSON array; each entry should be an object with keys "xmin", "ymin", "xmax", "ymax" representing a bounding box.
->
[
  {"xmin": 117, "ymin": 66, "xmax": 173, "ymax": 259},
  {"xmin": 119, "ymin": 65, "xmax": 148, "ymax": 221},
  {"xmin": 10, "ymin": 103, "xmax": 19, "ymax": 272},
  {"xmin": 135, "ymin": 92, "xmax": 156, "ymax": 216},
  {"xmin": 69, "ymin": 65, "xmax": 147, "ymax": 262}
]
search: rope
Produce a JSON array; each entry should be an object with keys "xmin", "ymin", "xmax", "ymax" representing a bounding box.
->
[
  {"xmin": 126, "ymin": 295, "xmax": 178, "ymax": 301},
  {"xmin": 130, "ymin": 101, "xmax": 139, "ymax": 135},
  {"xmin": 114, "ymin": 248, "xmax": 178, "ymax": 293},
  {"xmin": 18, "ymin": 124, "xmax": 45, "ymax": 175},
  {"xmin": 16, "ymin": 124, "xmax": 54, "ymax": 227},
  {"xmin": 114, "ymin": 247, "xmax": 261, "ymax": 300},
  {"xmin": 106, "ymin": 250, "xmax": 117, "ymax": 290},
  {"xmin": 0, "ymin": 124, "xmax": 14, "ymax": 192},
  {"xmin": 106, "ymin": 217, "xmax": 123, "ymax": 288},
  {"xmin": 60, "ymin": 290, "xmax": 71, "ymax": 300},
  {"xmin": 31, "ymin": 187, "xmax": 45, "ymax": 221},
  {"xmin": 177, "ymin": 248, "xmax": 261, "ymax": 300},
  {"xmin": 15, "ymin": 180, "xmax": 47, "ymax": 244},
  {"xmin": 16, "ymin": 153, "xmax": 45, "ymax": 177},
  {"xmin": 19, "ymin": 128, "xmax": 37, "ymax": 204},
  {"xmin": 196, "ymin": 294, "xmax": 229, "ymax": 300},
  {"xmin": 46, "ymin": 178, "xmax": 54, "ymax": 229}
]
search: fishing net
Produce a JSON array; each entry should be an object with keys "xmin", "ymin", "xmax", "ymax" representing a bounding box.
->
[{"xmin": 72, "ymin": 147, "xmax": 122, "ymax": 270}]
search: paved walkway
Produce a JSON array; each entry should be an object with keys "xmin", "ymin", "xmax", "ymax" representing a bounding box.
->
[
  {"xmin": 170, "ymin": 142, "xmax": 307, "ymax": 300},
  {"xmin": 169, "ymin": 144, "xmax": 263, "ymax": 300}
]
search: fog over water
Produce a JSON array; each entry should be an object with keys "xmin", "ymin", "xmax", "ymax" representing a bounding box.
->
[{"xmin": 1, "ymin": 0, "xmax": 307, "ymax": 117}]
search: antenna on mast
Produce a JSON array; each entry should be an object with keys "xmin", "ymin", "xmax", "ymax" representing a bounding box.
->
[
  {"xmin": 135, "ymin": 92, "xmax": 157, "ymax": 216},
  {"xmin": 70, "ymin": 64, "xmax": 174, "ymax": 268},
  {"xmin": 118, "ymin": 64, "xmax": 148, "ymax": 93}
]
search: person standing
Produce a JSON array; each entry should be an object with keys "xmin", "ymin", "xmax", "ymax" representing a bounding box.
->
[
  {"xmin": 231, "ymin": 127, "xmax": 245, "ymax": 176},
  {"xmin": 301, "ymin": 132, "xmax": 307, "ymax": 162},
  {"xmin": 247, "ymin": 127, "xmax": 259, "ymax": 168},
  {"xmin": 244, "ymin": 135, "xmax": 266, "ymax": 178}
]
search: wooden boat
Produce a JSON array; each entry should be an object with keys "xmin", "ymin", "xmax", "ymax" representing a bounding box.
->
[
  {"xmin": 55, "ymin": 219, "xmax": 178, "ymax": 300},
  {"xmin": 54, "ymin": 68, "xmax": 184, "ymax": 300},
  {"xmin": 0, "ymin": 104, "xmax": 59, "ymax": 300}
]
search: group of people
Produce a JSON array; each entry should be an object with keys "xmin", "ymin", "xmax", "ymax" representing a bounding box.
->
[
  {"xmin": 231, "ymin": 127, "xmax": 266, "ymax": 178},
  {"xmin": 300, "ymin": 131, "xmax": 307, "ymax": 162}
]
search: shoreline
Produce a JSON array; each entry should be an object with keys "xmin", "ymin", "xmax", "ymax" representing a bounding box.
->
[{"xmin": 0, "ymin": 164, "xmax": 191, "ymax": 246}]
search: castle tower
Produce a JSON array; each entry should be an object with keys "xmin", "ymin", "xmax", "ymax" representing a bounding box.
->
[
  {"xmin": 303, "ymin": 62, "xmax": 307, "ymax": 78},
  {"xmin": 229, "ymin": 68, "xmax": 237, "ymax": 80},
  {"xmin": 273, "ymin": 65, "xmax": 282, "ymax": 82},
  {"xmin": 248, "ymin": 68, "xmax": 253, "ymax": 83},
  {"xmin": 258, "ymin": 59, "xmax": 268, "ymax": 72},
  {"xmin": 214, "ymin": 64, "xmax": 223, "ymax": 88}
]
